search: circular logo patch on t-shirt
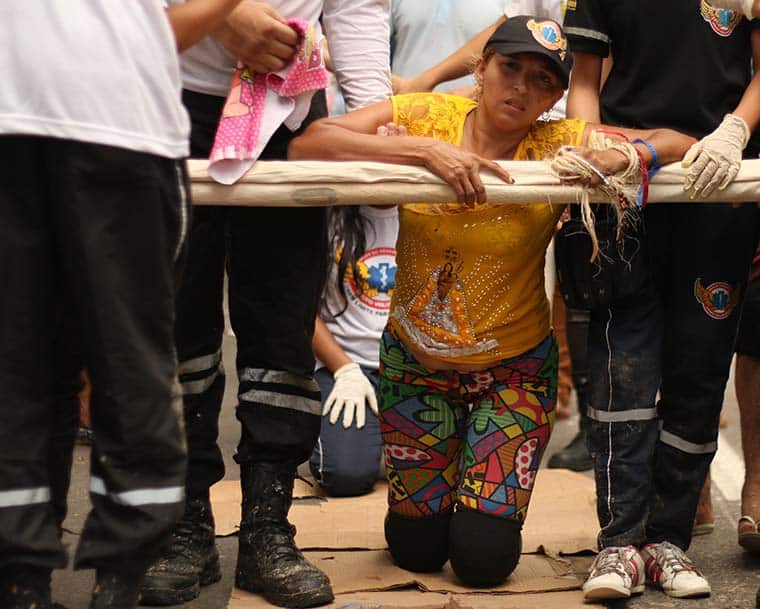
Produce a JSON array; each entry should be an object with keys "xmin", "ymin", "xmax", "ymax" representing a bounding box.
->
[{"xmin": 345, "ymin": 246, "xmax": 397, "ymax": 312}]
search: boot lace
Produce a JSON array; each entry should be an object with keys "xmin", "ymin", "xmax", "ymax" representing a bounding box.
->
[
  {"xmin": 257, "ymin": 519, "xmax": 302, "ymax": 563},
  {"xmin": 165, "ymin": 514, "xmax": 196, "ymax": 560}
]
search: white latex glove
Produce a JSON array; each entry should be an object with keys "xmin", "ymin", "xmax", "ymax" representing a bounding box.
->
[
  {"xmin": 323, "ymin": 363, "xmax": 379, "ymax": 429},
  {"xmin": 703, "ymin": 0, "xmax": 758, "ymax": 17},
  {"xmin": 682, "ymin": 113, "xmax": 750, "ymax": 198}
]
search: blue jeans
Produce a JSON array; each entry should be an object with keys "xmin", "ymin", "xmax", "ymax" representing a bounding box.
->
[{"xmin": 308, "ymin": 366, "xmax": 383, "ymax": 497}]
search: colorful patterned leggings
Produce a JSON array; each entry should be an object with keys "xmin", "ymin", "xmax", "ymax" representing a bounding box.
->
[{"xmin": 378, "ymin": 328, "xmax": 557, "ymax": 522}]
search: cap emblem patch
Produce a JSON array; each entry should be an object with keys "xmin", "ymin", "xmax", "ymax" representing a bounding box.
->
[{"xmin": 526, "ymin": 19, "xmax": 567, "ymax": 60}]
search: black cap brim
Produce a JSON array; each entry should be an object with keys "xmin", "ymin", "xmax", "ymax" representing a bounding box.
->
[{"xmin": 485, "ymin": 41, "xmax": 571, "ymax": 89}]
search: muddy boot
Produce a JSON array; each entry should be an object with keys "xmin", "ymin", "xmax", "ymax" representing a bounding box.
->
[
  {"xmin": 140, "ymin": 494, "xmax": 221, "ymax": 605},
  {"xmin": 548, "ymin": 408, "xmax": 593, "ymax": 472},
  {"xmin": 0, "ymin": 566, "xmax": 53, "ymax": 609},
  {"xmin": 91, "ymin": 570, "xmax": 143, "ymax": 609},
  {"xmin": 235, "ymin": 462, "xmax": 334, "ymax": 608}
]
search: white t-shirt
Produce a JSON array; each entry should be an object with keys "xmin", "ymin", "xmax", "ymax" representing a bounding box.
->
[
  {"xmin": 171, "ymin": 0, "xmax": 391, "ymax": 111},
  {"xmin": 504, "ymin": 0, "xmax": 567, "ymax": 119},
  {"xmin": 391, "ymin": 0, "xmax": 506, "ymax": 92},
  {"xmin": 318, "ymin": 206, "xmax": 399, "ymax": 370},
  {"xmin": 0, "ymin": 3, "xmax": 189, "ymax": 159}
]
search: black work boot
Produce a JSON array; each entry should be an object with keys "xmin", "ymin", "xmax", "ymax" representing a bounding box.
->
[
  {"xmin": 548, "ymin": 401, "xmax": 593, "ymax": 472},
  {"xmin": 140, "ymin": 494, "xmax": 221, "ymax": 605},
  {"xmin": 0, "ymin": 565, "xmax": 53, "ymax": 609},
  {"xmin": 91, "ymin": 569, "xmax": 143, "ymax": 609},
  {"xmin": 235, "ymin": 461, "xmax": 334, "ymax": 608}
]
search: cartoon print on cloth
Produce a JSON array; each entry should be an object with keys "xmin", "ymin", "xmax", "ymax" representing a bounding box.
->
[
  {"xmin": 338, "ymin": 244, "xmax": 397, "ymax": 313},
  {"xmin": 464, "ymin": 371, "xmax": 494, "ymax": 394},
  {"xmin": 526, "ymin": 19, "xmax": 568, "ymax": 60},
  {"xmin": 380, "ymin": 330, "xmax": 558, "ymax": 520},
  {"xmin": 694, "ymin": 277, "xmax": 741, "ymax": 320},
  {"xmin": 514, "ymin": 437, "xmax": 539, "ymax": 490},
  {"xmin": 208, "ymin": 19, "xmax": 329, "ymax": 185},
  {"xmin": 393, "ymin": 248, "xmax": 498, "ymax": 357},
  {"xmin": 701, "ymin": 0, "xmax": 743, "ymax": 36}
]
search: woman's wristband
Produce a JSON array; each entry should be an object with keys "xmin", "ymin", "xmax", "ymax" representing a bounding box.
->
[{"xmin": 632, "ymin": 138, "xmax": 661, "ymax": 181}]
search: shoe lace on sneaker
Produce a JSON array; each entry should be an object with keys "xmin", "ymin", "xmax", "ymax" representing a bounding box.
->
[
  {"xmin": 657, "ymin": 542, "xmax": 695, "ymax": 574},
  {"xmin": 592, "ymin": 547, "xmax": 630, "ymax": 579}
]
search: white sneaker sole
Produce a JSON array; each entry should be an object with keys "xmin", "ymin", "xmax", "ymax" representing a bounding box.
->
[
  {"xmin": 663, "ymin": 584, "xmax": 711, "ymax": 599},
  {"xmin": 583, "ymin": 583, "xmax": 644, "ymax": 601}
]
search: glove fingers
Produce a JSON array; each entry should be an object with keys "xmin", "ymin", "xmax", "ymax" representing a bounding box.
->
[
  {"xmin": 355, "ymin": 403, "xmax": 366, "ymax": 430},
  {"xmin": 683, "ymin": 152, "xmax": 709, "ymax": 191},
  {"xmin": 323, "ymin": 395, "xmax": 335, "ymax": 416},
  {"xmin": 718, "ymin": 163, "xmax": 740, "ymax": 191},
  {"xmin": 690, "ymin": 158, "xmax": 719, "ymax": 198},
  {"xmin": 681, "ymin": 142, "xmax": 702, "ymax": 168},
  {"xmin": 329, "ymin": 400, "xmax": 345, "ymax": 426},
  {"xmin": 701, "ymin": 167, "xmax": 727, "ymax": 198},
  {"xmin": 343, "ymin": 401, "xmax": 356, "ymax": 429},
  {"xmin": 367, "ymin": 391, "xmax": 379, "ymax": 416}
]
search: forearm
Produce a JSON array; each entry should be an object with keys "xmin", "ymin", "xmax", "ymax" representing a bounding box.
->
[
  {"xmin": 567, "ymin": 84, "xmax": 601, "ymax": 123},
  {"xmin": 313, "ymin": 317, "xmax": 352, "ymax": 373},
  {"xmin": 166, "ymin": 0, "xmax": 241, "ymax": 52},
  {"xmin": 289, "ymin": 119, "xmax": 433, "ymax": 165},
  {"xmin": 323, "ymin": 0, "xmax": 392, "ymax": 109},
  {"xmin": 566, "ymin": 52, "xmax": 602, "ymax": 122},
  {"xmin": 415, "ymin": 17, "xmax": 504, "ymax": 91},
  {"xmin": 584, "ymin": 124, "xmax": 697, "ymax": 167},
  {"xmin": 631, "ymin": 129, "xmax": 697, "ymax": 167},
  {"xmin": 732, "ymin": 67, "xmax": 760, "ymax": 136}
]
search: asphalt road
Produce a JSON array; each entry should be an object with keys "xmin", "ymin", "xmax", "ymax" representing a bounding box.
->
[{"xmin": 53, "ymin": 332, "xmax": 760, "ymax": 609}]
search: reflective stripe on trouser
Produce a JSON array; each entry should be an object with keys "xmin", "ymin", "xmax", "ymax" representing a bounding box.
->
[
  {"xmin": 587, "ymin": 202, "xmax": 757, "ymax": 550},
  {"xmin": 175, "ymin": 89, "xmax": 329, "ymax": 483},
  {"xmin": 236, "ymin": 367, "xmax": 322, "ymax": 467},
  {"xmin": 378, "ymin": 327, "xmax": 558, "ymax": 522},
  {"xmin": 0, "ymin": 137, "xmax": 188, "ymax": 570}
]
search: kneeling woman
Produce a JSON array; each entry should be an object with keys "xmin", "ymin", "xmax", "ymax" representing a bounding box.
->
[{"xmin": 289, "ymin": 16, "xmax": 694, "ymax": 587}]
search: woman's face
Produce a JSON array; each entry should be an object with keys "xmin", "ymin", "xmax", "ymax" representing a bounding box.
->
[{"xmin": 476, "ymin": 52, "xmax": 564, "ymax": 131}]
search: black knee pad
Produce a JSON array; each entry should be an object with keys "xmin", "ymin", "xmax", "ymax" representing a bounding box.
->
[
  {"xmin": 449, "ymin": 508, "xmax": 522, "ymax": 587},
  {"xmin": 384, "ymin": 510, "xmax": 451, "ymax": 573}
]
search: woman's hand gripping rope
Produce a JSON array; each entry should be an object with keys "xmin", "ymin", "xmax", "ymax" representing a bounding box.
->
[{"xmin": 550, "ymin": 134, "xmax": 643, "ymax": 262}]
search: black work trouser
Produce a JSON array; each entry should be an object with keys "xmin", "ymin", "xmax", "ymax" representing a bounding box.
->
[
  {"xmin": 586, "ymin": 202, "xmax": 758, "ymax": 551},
  {"xmin": 177, "ymin": 90, "xmax": 327, "ymax": 499},
  {"xmin": 0, "ymin": 136, "xmax": 188, "ymax": 571}
]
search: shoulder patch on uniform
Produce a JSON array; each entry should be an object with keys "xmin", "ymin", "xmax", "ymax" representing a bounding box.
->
[{"xmin": 701, "ymin": 0, "xmax": 742, "ymax": 37}]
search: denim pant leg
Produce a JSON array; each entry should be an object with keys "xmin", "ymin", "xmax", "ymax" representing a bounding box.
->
[
  {"xmin": 647, "ymin": 203, "xmax": 758, "ymax": 549},
  {"xmin": 586, "ymin": 285, "xmax": 663, "ymax": 549},
  {"xmin": 309, "ymin": 367, "xmax": 384, "ymax": 497}
]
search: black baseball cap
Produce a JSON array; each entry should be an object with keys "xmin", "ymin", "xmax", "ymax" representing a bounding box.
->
[{"xmin": 484, "ymin": 15, "xmax": 573, "ymax": 89}]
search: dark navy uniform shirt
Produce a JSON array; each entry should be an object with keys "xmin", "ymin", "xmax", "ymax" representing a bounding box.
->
[{"xmin": 563, "ymin": 0, "xmax": 760, "ymax": 156}]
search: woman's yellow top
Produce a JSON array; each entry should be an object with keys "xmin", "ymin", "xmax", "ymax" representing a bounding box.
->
[{"xmin": 389, "ymin": 92, "xmax": 586, "ymax": 365}]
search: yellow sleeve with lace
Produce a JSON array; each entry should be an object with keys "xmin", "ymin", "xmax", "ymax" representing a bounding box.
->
[{"xmin": 392, "ymin": 93, "xmax": 477, "ymax": 145}]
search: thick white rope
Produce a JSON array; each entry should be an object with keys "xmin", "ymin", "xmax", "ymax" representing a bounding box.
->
[
  {"xmin": 187, "ymin": 158, "xmax": 760, "ymax": 207},
  {"xmin": 549, "ymin": 130, "xmax": 643, "ymax": 261}
]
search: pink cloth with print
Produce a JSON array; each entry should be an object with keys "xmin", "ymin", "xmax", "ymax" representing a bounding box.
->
[{"xmin": 208, "ymin": 19, "xmax": 329, "ymax": 185}]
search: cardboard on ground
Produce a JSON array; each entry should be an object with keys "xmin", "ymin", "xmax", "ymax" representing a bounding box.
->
[
  {"xmin": 210, "ymin": 469, "xmax": 598, "ymax": 555},
  {"xmin": 229, "ymin": 589, "xmax": 602, "ymax": 609},
  {"xmin": 217, "ymin": 469, "xmax": 600, "ymax": 609}
]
